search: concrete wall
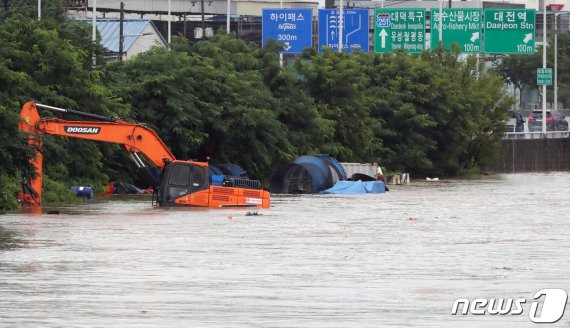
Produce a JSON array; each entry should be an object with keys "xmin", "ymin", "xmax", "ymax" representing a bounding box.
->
[{"xmin": 494, "ymin": 138, "xmax": 570, "ymax": 172}]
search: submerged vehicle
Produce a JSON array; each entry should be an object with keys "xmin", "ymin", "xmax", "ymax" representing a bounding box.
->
[{"xmin": 18, "ymin": 101, "xmax": 270, "ymax": 209}]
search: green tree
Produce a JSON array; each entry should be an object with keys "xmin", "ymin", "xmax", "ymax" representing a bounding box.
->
[
  {"xmin": 423, "ymin": 47, "xmax": 512, "ymax": 174},
  {"xmin": 363, "ymin": 52, "xmax": 438, "ymax": 174},
  {"xmin": 297, "ymin": 49, "xmax": 384, "ymax": 162},
  {"xmin": 107, "ymin": 34, "xmax": 294, "ymax": 180},
  {"xmin": 493, "ymin": 51, "xmax": 542, "ymax": 109},
  {"xmin": 0, "ymin": 15, "xmax": 127, "ymax": 209},
  {"xmin": 548, "ymin": 35, "xmax": 570, "ymax": 107},
  {"xmin": 260, "ymin": 39, "xmax": 333, "ymax": 156},
  {"xmin": 0, "ymin": 0, "xmax": 65, "ymax": 23}
]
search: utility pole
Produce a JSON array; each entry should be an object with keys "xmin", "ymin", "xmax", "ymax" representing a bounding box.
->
[
  {"xmin": 119, "ymin": 2, "xmax": 124, "ymax": 63},
  {"xmin": 226, "ymin": 0, "xmax": 230, "ymax": 33},
  {"xmin": 92, "ymin": 0, "xmax": 97, "ymax": 67},
  {"xmin": 38, "ymin": 0, "xmax": 41, "ymax": 20},
  {"xmin": 168, "ymin": 0, "xmax": 171, "ymax": 47},
  {"xmin": 200, "ymin": 0, "xmax": 205, "ymax": 31}
]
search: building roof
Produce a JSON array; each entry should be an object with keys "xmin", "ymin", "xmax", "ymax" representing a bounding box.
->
[{"xmin": 76, "ymin": 19, "xmax": 166, "ymax": 53}]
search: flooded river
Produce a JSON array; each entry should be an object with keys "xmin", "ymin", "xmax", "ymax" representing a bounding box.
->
[{"xmin": 1, "ymin": 173, "xmax": 569, "ymax": 327}]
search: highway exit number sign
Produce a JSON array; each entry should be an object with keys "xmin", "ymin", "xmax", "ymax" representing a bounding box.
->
[{"xmin": 484, "ymin": 9, "xmax": 536, "ymax": 54}]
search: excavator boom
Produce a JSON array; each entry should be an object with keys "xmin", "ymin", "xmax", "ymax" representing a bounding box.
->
[{"xmin": 20, "ymin": 102, "xmax": 176, "ymax": 166}]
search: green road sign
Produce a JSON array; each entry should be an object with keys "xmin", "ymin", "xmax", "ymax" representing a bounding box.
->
[
  {"xmin": 537, "ymin": 68, "xmax": 552, "ymax": 86},
  {"xmin": 484, "ymin": 9, "xmax": 536, "ymax": 54},
  {"xmin": 374, "ymin": 9, "xmax": 426, "ymax": 54},
  {"xmin": 431, "ymin": 9, "xmax": 482, "ymax": 53}
]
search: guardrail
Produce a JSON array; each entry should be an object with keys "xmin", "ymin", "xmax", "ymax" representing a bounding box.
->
[{"xmin": 503, "ymin": 131, "xmax": 570, "ymax": 139}]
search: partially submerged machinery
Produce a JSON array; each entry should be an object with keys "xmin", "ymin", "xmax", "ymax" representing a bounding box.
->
[
  {"xmin": 18, "ymin": 101, "xmax": 270, "ymax": 208},
  {"xmin": 270, "ymin": 155, "xmax": 347, "ymax": 194},
  {"xmin": 270, "ymin": 155, "xmax": 385, "ymax": 194}
]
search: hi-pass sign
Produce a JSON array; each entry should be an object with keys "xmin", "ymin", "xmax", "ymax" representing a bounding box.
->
[{"xmin": 262, "ymin": 8, "xmax": 313, "ymax": 54}]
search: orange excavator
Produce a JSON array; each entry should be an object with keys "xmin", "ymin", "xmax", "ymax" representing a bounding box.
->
[{"xmin": 18, "ymin": 101, "xmax": 270, "ymax": 209}]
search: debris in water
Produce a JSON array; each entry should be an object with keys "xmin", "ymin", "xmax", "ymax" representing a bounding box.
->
[
  {"xmin": 409, "ymin": 217, "xmax": 417, "ymax": 221},
  {"xmin": 47, "ymin": 210, "xmax": 60, "ymax": 215},
  {"xmin": 227, "ymin": 215, "xmax": 233, "ymax": 220},
  {"xmin": 246, "ymin": 211, "xmax": 262, "ymax": 216}
]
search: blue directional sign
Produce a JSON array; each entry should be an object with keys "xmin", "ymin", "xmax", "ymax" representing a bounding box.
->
[
  {"xmin": 318, "ymin": 9, "xmax": 369, "ymax": 53},
  {"xmin": 262, "ymin": 8, "xmax": 313, "ymax": 54}
]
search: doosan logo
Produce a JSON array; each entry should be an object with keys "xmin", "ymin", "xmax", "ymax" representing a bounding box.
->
[
  {"xmin": 452, "ymin": 289, "xmax": 568, "ymax": 323},
  {"xmin": 64, "ymin": 126, "xmax": 101, "ymax": 134}
]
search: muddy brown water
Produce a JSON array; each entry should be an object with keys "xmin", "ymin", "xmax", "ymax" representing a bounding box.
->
[{"xmin": 1, "ymin": 173, "xmax": 569, "ymax": 327}]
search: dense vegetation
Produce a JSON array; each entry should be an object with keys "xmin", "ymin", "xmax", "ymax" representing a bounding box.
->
[{"xmin": 0, "ymin": 7, "xmax": 512, "ymax": 211}]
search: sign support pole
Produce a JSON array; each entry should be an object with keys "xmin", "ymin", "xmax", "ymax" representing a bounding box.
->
[
  {"xmin": 339, "ymin": 0, "xmax": 343, "ymax": 53},
  {"xmin": 542, "ymin": 0, "xmax": 547, "ymax": 135},
  {"xmin": 555, "ymin": 14, "xmax": 558, "ymax": 110},
  {"xmin": 476, "ymin": 0, "xmax": 480, "ymax": 80},
  {"xmin": 439, "ymin": 0, "xmax": 443, "ymax": 44},
  {"xmin": 279, "ymin": 1, "xmax": 284, "ymax": 67},
  {"xmin": 168, "ymin": 0, "xmax": 172, "ymax": 49}
]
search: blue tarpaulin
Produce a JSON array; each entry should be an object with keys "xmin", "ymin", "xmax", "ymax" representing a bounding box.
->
[{"xmin": 320, "ymin": 180, "xmax": 385, "ymax": 194}]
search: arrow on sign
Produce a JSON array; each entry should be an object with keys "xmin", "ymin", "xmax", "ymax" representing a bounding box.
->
[
  {"xmin": 379, "ymin": 29, "xmax": 388, "ymax": 48},
  {"xmin": 470, "ymin": 32, "xmax": 479, "ymax": 43},
  {"xmin": 523, "ymin": 33, "xmax": 533, "ymax": 44},
  {"xmin": 284, "ymin": 42, "xmax": 291, "ymax": 51}
]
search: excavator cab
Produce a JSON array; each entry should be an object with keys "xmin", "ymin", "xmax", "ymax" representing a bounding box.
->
[
  {"xmin": 155, "ymin": 160, "xmax": 271, "ymax": 208},
  {"xmin": 157, "ymin": 161, "xmax": 209, "ymax": 205}
]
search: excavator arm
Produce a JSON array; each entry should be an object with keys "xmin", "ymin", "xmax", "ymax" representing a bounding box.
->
[{"xmin": 18, "ymin": 101, "xmax": 176, "ymax": 206}]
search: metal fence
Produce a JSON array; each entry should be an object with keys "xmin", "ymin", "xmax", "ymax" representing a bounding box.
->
[{"xmin": 503, "ymin": 131, "xmax": 570, "ymax": 140}]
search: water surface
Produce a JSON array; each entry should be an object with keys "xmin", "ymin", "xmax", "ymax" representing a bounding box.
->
[{"xmin": 1, "ymin": 173, "xmax": 569, "ymax": 327}]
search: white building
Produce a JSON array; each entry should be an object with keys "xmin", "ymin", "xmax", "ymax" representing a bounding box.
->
[{"xmin": 76, "ymin": 18, "xmax": 167, "ymax": 61}]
